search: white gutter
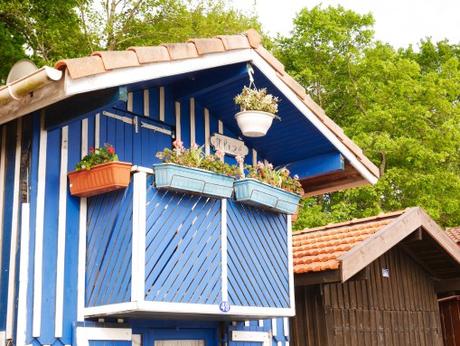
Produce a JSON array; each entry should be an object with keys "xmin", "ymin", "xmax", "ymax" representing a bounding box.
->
[{"xmin": 0, "ymin": 67, "xmax": 62, "ymax": 105}]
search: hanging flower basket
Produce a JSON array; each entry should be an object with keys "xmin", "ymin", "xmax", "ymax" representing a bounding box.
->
[
  {"xmin": 235, "ymin": 110, "xmax": 276, "ymax": 137},
  {"xmin": 234, "ymin": 86, "xmax": 279, "ymax": 137},
  {"xmin": 68, "ymin": 161, "xmax": 132, "ymax": 197},
  {"xmin": 234, "ymin": 178, "xmax": 301, "ymax": 214},
  {"xmin": 153, "ymin": 163, "xmax": 234, "ymax": 198}
]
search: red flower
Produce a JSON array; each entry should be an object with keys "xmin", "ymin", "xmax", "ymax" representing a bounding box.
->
[
  {"xmin": 89, "ymin": 146, "xmax": 95, "ymax": 153},
  {"xmin": 107, "ymin": 146, "xmax": 115, "ymax": 155}
]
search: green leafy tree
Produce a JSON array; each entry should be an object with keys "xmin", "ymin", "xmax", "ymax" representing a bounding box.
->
[
  {"xmin": 276, "ymin": 6, "xmax": 460, "ymax": 229},
  {"xmin": 0, "ymin": 0, "xmax": 260, "ymax": 82}
]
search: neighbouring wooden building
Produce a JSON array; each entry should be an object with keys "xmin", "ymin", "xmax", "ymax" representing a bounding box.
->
[
  {"xmin": 439, "ymin": 228, "xmax": 460, "ymax": 346},
  {"xmin": 291, "ymin": 207, "xmax": 460, "ymax": 346},
  {"xmin": 0, "ymin": 30, "xmax": 380, "ymax": 345}
]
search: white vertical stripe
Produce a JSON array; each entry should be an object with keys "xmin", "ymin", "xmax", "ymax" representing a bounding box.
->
[
  {"xmin": 132, "ymin": 334, "xmax": 142, "ymax": 346},
  {"xmin": 283, "ymin": 317, "xmax": 289, "ymax": 337},
  {"xmin": 127, "ymin": 92, "xmax": 133, "ymax": 112},
  {"xmin": 132, "ymin": 172, "xmax": 146, "ymax": 301},
  {"xmin": 77, "ymin": 119, "xmax": 88, "ymax": 321},
  {"xmin": 218, "ymin": 120, "xmax": 224, "ymax": 134},
  {"xmin": 258, "ymin": 320, "xmax": 264, "ymax": 327},
  {"xmin": 252, "ymin": 149, "xmax": 257, "ymax": 166},
  {"xmin": 221, "ymin": 199, "xmax": 228, "ymax": 302},
  {"xmin": 6, "ymin": 119, "xmax": 22, "ymax": 339},
  {"xmin": 287, "ymin": 215, "xmax": 295, "ymax": 311},
  {"xmin": 204, "ymin": 108, "xmax": 210, "ymax": 155},
  {"xmin": 54, "ymin": 126, "xmax": 68, "ymax": 337},
  {"xmin": 33, "ymin": 112, "xmax": 47, "ymax": 337},
  {"xmin": 271, "ymin": 318, "xmax": 278, "ymax": 338},
  {"xmin": 143, "ymin": 89, "xmax": 150, "ymax": 117},
  {"xmin": 0, "ymin": 127, "xmax": 7, "ymax": 287},
  {"xmin": 175, "ymin": 102, "xmax": 181, "ymax": 141},
  {"xmin": 159, "ymin": 87, "xmax": 165, "ymax": 121},
  {"xmin": 190, "ymin": 98, "xmax": 195, "ymax": 146},
  {"xmin": 16, "ymin": 203, "xmax": 30, "ymax": 346},
  {"xmin": 95, "ymin": 113, "xmax": 100, "ymax": 148},
  {"xmin": 244, "ymin": 321, "xmax": 250, "ymax": 327}
]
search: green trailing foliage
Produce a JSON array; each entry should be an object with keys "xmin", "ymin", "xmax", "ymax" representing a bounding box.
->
[
  {"xmin": 234, "ymin": 86, "xmax": 279, "ymax": 114},
  {"xmin": 75, "ymin": 144, "xmax": 119, "ymax": 171},
  {"xmin": 275, "ymin": 5, "xmax": 460, "ymax": 228}
]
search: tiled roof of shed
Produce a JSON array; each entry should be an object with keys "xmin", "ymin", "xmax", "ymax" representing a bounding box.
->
[
  {"xmin": 52, "ymin": 29, "xmax": 379, "ymax": 180},
  {"xmin": 293, "ymin": 210, "xmax": 405, "ymax": 274},
  {"xmin": 447, "ymin": 227, "xmax": 460, "ymax": 244}
]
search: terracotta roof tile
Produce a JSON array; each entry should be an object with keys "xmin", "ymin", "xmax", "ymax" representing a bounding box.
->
[
  {"xmin": 245, "ymin": 28, "xmax": 262, "ymax": 48},
  {"xmin": 55, "ymin": 56, "xmax": 106, "ymax": 79},
  {"xmin": 255, "ymin": 46, "xmax": 284, "ymax": 73},
  {"xmin": 162, "ymin": 43, "xmax": 199, "ymax": 60},
  {"xmin": 446, "ymin": 227, "xmax": 460, "ymax": 244},
  {"xmin": 293, "ymin": 211, "xmax": 405, "ymax": 274},
  {"xmin": 188, "ymin": 38, "xmax": 225, "ymax": 55},
  {"xmin": 91, "ymin": 50, "xmax": 140, "ymax": 70},
  {"xmin": 217, "ymin": 34, "xmax": 251, "ymax": 50},
  {"xmin": 128, "ymin": 46, "xmax": 170, "ymax": 64}
]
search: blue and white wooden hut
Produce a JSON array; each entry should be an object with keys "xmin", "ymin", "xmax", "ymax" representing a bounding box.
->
[{"xmin": 0, "ymin": 30, "xmax": 379, "ymax": 345}]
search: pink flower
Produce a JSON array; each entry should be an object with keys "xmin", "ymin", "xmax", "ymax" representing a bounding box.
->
[
  {"xmin": 173, "ymin": 139, "xmax": 184, "ymax": 149},
  {"xmin": 89, "ymin": 147, "xmax": 95, "ymax": 154},
  {"xmin": 107, "ymin": 146, "xmax": 115, "ymax": 155},
  {"xmin": 191, "ymin": 143, "xmax": 198, "ymax": 150},
  {"xmin": 215, "ymin": 150, "xmax": 225, "ymax": 160}
]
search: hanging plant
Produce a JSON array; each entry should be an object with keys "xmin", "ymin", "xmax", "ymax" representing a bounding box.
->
[{"xmin": 234, "ymin": 86, "xmax": 280, "ymax": 137}]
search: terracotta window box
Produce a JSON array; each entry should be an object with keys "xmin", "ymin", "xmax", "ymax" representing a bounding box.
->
[{"xmin": 68, "ymin": 161, "xmax": 132, "ymax": 197}]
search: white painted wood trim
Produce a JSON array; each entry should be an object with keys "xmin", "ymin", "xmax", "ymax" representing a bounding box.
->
[
  {"xmin": 204, "ymin": 108, "xmax": 210, "ymax": 155},
  {"xmin": 232, "ymin": 331, "xmax": 271, "ymax": 346},
  {"xmin": 258, "ymin": 320, "xmax": 264, "ymax": 327},
  {"xmin": 127, "ymin": 92, "xmax": 133, "ymax": 112},
  {"xmin": 175, "ymin": 101, "xmax": 181, "ymax": 141},
  {"xmin": 6, "ymin": 118, "xmax": 21, "ymax": 339},
  {"xmin": 249, "ymin": 52, "xmax": 378, "ymax": 185},
  {"xmin": 244, "ymin": 321, "xmax": 250, "ymax": 327},
  {"xmin": 94, "ymin": 113, "xmax": 100, "ymax": 148},
  {"xmin": 190, "ymin": 98, "xmax": 195, "ymax": 146},
  {"xmin": 221, "ymin": 199, "xmax": 228, "ymax": 302},
  {"xmin": 218, "ymin": 120, "xmax": 224, "ymax": 135},
  {"xmin": 65, "ymin": 50, "xmax": 253, "ymax": 96},
  {"xmin": 77, "ymin": 118, "xmax": 88, "ymax": 321},
  {"xmin": 75, "ymin": 326, "xmax": 132, "ymax": 346},
  {"xmin": 33, "ymin": 112, "xmax": 47, "ymax": 337},
  {"xmin": 271, "ymin": 318, "xmax": 278, "ymax": 338},
  {"xmin": 84, "ymin": 301, "xmax": 294, "ymax": 318},
  {"xmin": 287, "ymin": 215, "xmax": 295, "ymax": 311},
  {"xmin": 159, "ymin": 86, "xmax": 165, "ymax": 122},
  {"xmin": 54, "ymin": 126, "xmax": 68, "ymax": 338},
  {"xmin": 131, "ymin": 165, "xmax": 154, "ymax": 174},
  {"xmin": 0, "ymin": 127, "xmax": 7, "ymax": 295},
  {"xmin": 16, "ymin": 203, "xmax": 30, "ymax": 346},
  {"xmin": 283, "ymin": 317, "xmax": 289, "ymax": 338},
  {"xmin": 132, "ymin": 172, "xmax": 147, "ymax": 302},
  {"xmin": 0, "ymin": 331, "xmax": 5, "ymax": 346},
  {"xmin": 252, "ymin": 149, "xmax": 257, "ymax": 166},
  {"xmin": 143, "ymin": 89, "xmax": 150, "ymax": 117},
  {"xmin": 132, "ymin": 334, "xmax": 142, "ymax": 346}
]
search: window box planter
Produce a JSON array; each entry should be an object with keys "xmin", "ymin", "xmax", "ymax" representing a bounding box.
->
[
  {"xmin": 68, "ymin": 161, "xmax": 132, "ymax": 197},
  {"xmin": 153, "ymin": 163, "xmax": 234, "ymax": 198},
  {"xmin": 234, "ymin": 178, "xmax": 301, "ymax": 214}
]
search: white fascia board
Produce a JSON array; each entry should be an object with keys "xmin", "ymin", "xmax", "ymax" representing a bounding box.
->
[
  {"xmin": 249, "ymin": 51, "xmax": 378, "ymax": 185},
  {"xmin": 84, "ymin": 301, "xmax": 294, "ymax": 318},
  {"xmin": 64, "ymin": 49, "xmax": 254, "ymax": 96}
]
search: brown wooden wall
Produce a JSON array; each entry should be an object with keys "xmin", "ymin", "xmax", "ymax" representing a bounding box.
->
[
  {"xmin": 291, "ymin": 246, "xmax": 443, "ymax": 346},
  {"xmin": 439, "ymin": 296, "xmax": 460, "ymax": 346}
]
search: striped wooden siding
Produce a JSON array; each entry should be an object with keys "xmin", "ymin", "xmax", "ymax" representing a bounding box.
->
[
  {"xmin": 227, "ymin": 201, "xmax": 289, "ymax": 308},
  {"xmin": 89, "ymin": 341, "xmax": 131, "ymax": 346},
  {"xmin": 86, "ymin": 185, "xmax": 133, "ymax": 307},
  {"xmin": 228, "ymin": 318, "xmax": 290, "ymax": 346},
  {"xmin": 144, "ymin": 178, "xmax": 221, "ymax": 304}
]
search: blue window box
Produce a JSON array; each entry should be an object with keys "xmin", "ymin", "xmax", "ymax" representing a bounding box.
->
[
  {"xmin": 234, "ymin": 178, "xmax": 301, "ymax": 214},
  {"xmin": 153, "ymin": 163, "xmax": 234, "ymax": 198}
]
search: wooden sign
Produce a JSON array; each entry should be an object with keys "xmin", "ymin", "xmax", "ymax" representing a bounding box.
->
[{"xmin": 210, "ymin": 133, "xmax": 248, "ymax": 157}]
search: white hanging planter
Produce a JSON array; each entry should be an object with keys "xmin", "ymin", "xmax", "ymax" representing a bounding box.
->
[{"xmin": 235, "ymin": 110, "xmax": 276, "ymax": 137}]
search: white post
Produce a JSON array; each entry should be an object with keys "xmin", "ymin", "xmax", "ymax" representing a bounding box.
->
[{"xmin": 132, "ymin": 172, "xmax": 147, "ymax": 302}]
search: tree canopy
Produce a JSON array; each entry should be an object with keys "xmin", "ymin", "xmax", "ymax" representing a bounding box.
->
[{"xmin": 276, "ymin": 6, "xmax": 460, "ymax": 228}]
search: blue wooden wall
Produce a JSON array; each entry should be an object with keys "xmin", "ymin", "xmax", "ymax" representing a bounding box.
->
[{"xmin": 0, "ymin": 81, "xmax": 284, "ymax": 346}]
